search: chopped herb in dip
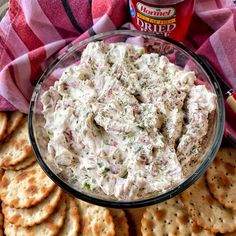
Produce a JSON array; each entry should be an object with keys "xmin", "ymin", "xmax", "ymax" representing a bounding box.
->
[{"xmin": 41, "ymin": 42, "xmax": 216, "ymax": 200}]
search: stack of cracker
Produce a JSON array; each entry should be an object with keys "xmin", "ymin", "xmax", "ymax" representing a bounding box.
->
[
  {"xmin": 0, "ymin": 111, "xmax": 129, "ymax": 236},
  {"xmin": 140, "ymin": 148, "xmax": 236, "ymax": 236}
]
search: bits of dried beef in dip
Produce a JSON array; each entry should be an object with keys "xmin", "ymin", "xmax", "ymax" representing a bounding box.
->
[{"xmin": 41, "ymin": 42, "xmax": 216, "ymax": 200}]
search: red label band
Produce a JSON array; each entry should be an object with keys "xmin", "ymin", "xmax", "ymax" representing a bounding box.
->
[{"xmin": 129, "ymin": 0, "xmax": 195, "ymax": 42}]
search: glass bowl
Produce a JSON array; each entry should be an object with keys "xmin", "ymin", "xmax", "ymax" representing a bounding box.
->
[{"xmin": 28, "ymin": 30, "xmax": 225, "ymax": 208}]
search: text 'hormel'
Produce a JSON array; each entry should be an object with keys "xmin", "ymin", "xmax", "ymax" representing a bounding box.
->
[{"xmin": 137, "ymin": 3, "xmax": 175, "ymax": 19}]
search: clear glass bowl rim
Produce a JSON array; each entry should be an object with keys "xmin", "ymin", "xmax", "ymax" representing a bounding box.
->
[{"xmin": 28, "ymin": 30, "xmax": 225, "ymax": 208}]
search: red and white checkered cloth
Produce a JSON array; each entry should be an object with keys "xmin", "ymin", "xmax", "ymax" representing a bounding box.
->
[
  {"xmin": 185, "ymin": 0, "xmax": 236, "ymax": 145},
  {"xmin": 0, "ymin": 0, "xmax": 235, "ymax": 144}
]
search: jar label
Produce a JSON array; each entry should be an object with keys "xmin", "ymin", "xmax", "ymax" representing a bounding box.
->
[{"xmin": 129, "ymin": 0, "xmax": 195, "ymax": 41}]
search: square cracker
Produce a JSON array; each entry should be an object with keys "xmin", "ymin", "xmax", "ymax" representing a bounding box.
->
[
  {"xmin": 4, "ymin": 194, "xmax": 66, "ymax": 236},
  {"xmin": 2, "ymin": 187, "xmax": 62, "ymax": 227},
  {"xmin": 0, "ymin": 117, "xmax": 32, "ymax": 168},
  {"xmin": 206, "ymin": 148, "xmax": 236, "ymax": 210},
  {"xmin": 181, "ymin": 176, "xmax": 236, "ymax": 234},
  {"xmin": 2, "ymin": 153, "xmax": 36, "ymax": 171},
  {"xmin": 76, "ymin": 200, "xmax": 115, "ymax": 236},
  {"xmin": 141, "ymin": 195, "xmax": 213, "ymax": 236},
  {"xmin": 0, "ymin": 163, "xmax": 55, "ymax": 208},
  {"xmin": 58, "ymin": 194, "xmax": 80, "ymax": 236}
]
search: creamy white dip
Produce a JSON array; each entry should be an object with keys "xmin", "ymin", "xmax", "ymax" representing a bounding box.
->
[{"xmin": 41, "ymin": 42, "xmax": 216, "ymax": 200}]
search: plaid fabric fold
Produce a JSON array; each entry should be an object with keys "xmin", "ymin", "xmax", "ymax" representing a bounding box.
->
[{"xmin": 185, "ymin": 0, "xmax": 236, "ymax": 145}]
